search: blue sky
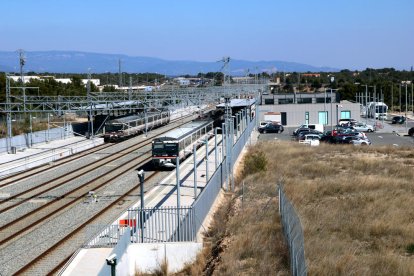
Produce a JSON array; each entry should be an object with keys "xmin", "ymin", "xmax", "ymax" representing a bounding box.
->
[{"xmin": 1, "ymin": 0, "xmax": 413, "ymax": 70}]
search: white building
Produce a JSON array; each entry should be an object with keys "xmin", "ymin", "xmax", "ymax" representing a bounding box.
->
[
  {"xmin": 81, "ymin": 79, "xmax": 101, "ymax": 86},
  {"xmin": 8, "ymin": 76, "xmax": 40, "ymax": 83}
]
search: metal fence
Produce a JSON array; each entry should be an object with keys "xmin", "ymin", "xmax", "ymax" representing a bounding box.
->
[
  {"xmin": 0, "ymin": 125, "xmax": 73, "ymax": 153},
  {"xmin": 127, "ymin": 206, "xmax": 195, "ymax": 243},
  {"xmin": 278, "ymin": 185, "xmax": 307, "ymax": 276},
  {"xmin": 84, "ymin": 111, "xmax": 256, "ymax": 248}
]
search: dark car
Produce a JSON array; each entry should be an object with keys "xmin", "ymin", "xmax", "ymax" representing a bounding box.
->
[
  {"xmin": 258, "ymin": 123, "xmax": 284, "ymax": 134},
  {"xmin": 392, "ymin": 116, "xmax": 405, "ymax": 124},
  {"xmin": 409, "ymin": 127, "xmax": 414, "ymax": 137}
]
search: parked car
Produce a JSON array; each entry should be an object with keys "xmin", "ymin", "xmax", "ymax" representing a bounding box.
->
[
  {"xmin": 293, "ymin": 124, "xmax": 324, "ymax": 135},
  {"xmin": 353, "ymin": 122, "xmax": 374, "ymax": 132},
  {"xmin": 258, "ymin": 121, "xmax": 272, "ymax": 131},
  {"xmin": 299, "ymin": 134, "xmax": 320, "ymax": 146},
  {"xmin": 320, "ymin": 132, "xmax": 336, "ymax": 143},
  {"xmin": 392, "ymin": 116, "xmax": 405, "ymax": 124},
  {"xmin": 296, "ymin": 130, "xmax": 323, "ymax": 141},
  {"xmin": 258, "ymin": 123, "xmax": 284, "ymax": 134},
  {"xmin": 351, "ymin": 137, "xmax": 371, "ymax": 146},
  {"xmin": 292, "ymin": 127, "xmax": 310, "ymax": 136},
  {"xmin": 338, "ymin": 118, "xmax": 357, "ymax": 126},
  {"xmin": 409, "ymin": 127, "xmax": 414, "ymax": 136}
]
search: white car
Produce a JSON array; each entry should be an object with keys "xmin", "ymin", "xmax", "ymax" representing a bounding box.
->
[
  {"xmin": 299, "ymin": 134, "xmax": 320, "ymax": 146},
  {"xmin": 353, "ymin": 123, "xmax": 374, "ymax": 132},
  {"xmin": 351, "ymin": 137, "xmax": 371, "ymax": 146}
]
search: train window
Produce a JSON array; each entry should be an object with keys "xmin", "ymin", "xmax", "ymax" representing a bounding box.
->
[
  {"xmin": 165, "ymin": 143, "xmax": 179, "ymax": 156},
  {"xmin": 153, "ymin": 144, "xmax": 164, "ymax": 149}
]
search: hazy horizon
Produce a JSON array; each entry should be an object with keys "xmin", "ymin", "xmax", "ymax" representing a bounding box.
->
[{"xmin": 1, "ymin": 0, "xmax": 413, "ymax": 70}]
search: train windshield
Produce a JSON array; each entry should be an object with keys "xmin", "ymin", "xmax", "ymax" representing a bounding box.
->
[
  {"xmin": 376, "ymin": 105, "xmax": 387, "ymax": 113},
  {"xmin": 106, "ymin": 124, "xmax": 123, "ymax": 132},
  {"xmin": 152, "ymin": 142, "xmax": 179, "ymax": 156}
]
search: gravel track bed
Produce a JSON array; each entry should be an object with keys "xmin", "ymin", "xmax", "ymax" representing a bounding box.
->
[
  {"xmin": 0, "ymin": 117, "xmax": 188, "ymax": 198},
  {"xmin": 0, "ymin": 144, "xmax": 132, "ymax": 197},
  {"xmin": 0, "ymin": 169, "xmax": 167, "ymax": 275},
  {"xmin": 0, "ymin": 117, "xmax": 193, "ymax": 275},
  {"xmin": 0, "ymin": 149, "xmax": 152, "ymax": 227}
]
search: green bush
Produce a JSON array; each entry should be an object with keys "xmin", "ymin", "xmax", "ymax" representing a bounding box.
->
[{"xmin": 242, "ymin": 150, "xmax": 267, "ymax": 177}]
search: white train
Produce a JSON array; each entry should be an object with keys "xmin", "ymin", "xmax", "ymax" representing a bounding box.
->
[
  {"xmin": 152, "ymin": 119, "xmax": 214, "ymax": 168},
  {"xmin": 104, "ymin": 111, "xmax": 170, "ymax": 142},
  {"xmin": 367, "ymin": 102, "xmax": 388, "ymax": 119}
]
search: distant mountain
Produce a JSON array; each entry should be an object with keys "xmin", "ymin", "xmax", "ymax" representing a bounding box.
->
[{"xmin": 0, "ymin": 51, "xmax": 338, "ymax": 75}]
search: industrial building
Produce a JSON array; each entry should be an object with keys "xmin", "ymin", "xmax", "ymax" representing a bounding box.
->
[{"xmin": 258, "ymin": 92, "xmax": 361, "ymax": 127}]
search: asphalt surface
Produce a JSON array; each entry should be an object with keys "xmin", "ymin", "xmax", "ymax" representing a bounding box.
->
[{"xmin": 257, "ymin": 116, "xmax": 414, "ymax": 147}]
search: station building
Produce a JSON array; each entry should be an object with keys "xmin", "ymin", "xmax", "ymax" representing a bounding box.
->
[{"xmin": 258, "ymin": 92, "xmax": 361, "ymax": 127}]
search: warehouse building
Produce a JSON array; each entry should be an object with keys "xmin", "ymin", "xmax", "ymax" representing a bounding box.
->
[{"xmin": 258, "ymin": 92, "xmax": 361, "ymax": 127}]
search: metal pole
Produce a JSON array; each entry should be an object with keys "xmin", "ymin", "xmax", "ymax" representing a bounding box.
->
[
  {"xmin": 399, "ymin": 84, "xmax": 402, "ymax": 113},
  {"xmin": 175, "ymin": 157, "xmax": 181, "ymax": 241},
  {"xmin": 193, "ymin": 144, "xmax": 197, "ymax": 199},
  {"xmin": 47, "ymin": 113, "xmax": 50, "ymax": 142},
  {"xmin": 6, "ymin": 74, "xmax": 12, "ymax": 153},
  {"xmin": 330, "ymin": 88, "xmax": 333, "ymax": 131},
  {"xmin": 205, "ymin": 137, "xmax": 209, "ymax": 182},
  {"xmin": 411, "ymin": 83, "xmax": 414, "ymax": 116},
  {"xmin": 229, "ymin": 119, "xmax": 234, "ymax": 192},
  {"xmin": 324, "ymin": 89, "xmax": 326, "ymax": 125},
  {"xmin": 221, "ymin": 122, "xmax": 226, "ymax": 190},
  {"xmin": 214, "ymin": 128, "xmax": 218, "ymax": 170},
  {"xmin": 374, "ymin": 86, "xmax": 377, "ymax": 128},
  {"xmin": 29, "ymin": 114, "xmax": 33, "ymax": 148},
  {"xmin": 405, "ymin": 84, "xmax": 408, "ymax": 133},
  {"xmin": 138, "ymin": 170, "xmax": 145, "ymax": 242},
  {"xmin": 365, "ymin": 85, "xmax": 368, "ymax": 124}
]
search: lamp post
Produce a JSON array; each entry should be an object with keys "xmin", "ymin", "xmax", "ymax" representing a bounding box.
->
[
  {"xmin": 138, "ymin": 170, "xmax": 145, "ymax": 243},
  {"xmin": 405, "ymin": 84, "xmax": 408, "ymax": 133}
]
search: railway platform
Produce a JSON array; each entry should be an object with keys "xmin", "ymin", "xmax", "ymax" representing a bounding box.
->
[
  {"xmin": 0, "ymin": 136, "xmax": 104, "ymax": 177},
  {"xmin": 62, "ymin": 126, "xmax": 260, "ymax": 275}
]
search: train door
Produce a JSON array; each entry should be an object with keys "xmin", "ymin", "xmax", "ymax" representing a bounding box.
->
[{"xmin": 281, "ymin": 112, "xmax": 287, "ymax": 126}]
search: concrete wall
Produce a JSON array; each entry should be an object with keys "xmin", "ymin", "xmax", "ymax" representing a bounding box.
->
[{"xmin": 127, "ymin": 243, "xmax": 202, "ymax": 275}]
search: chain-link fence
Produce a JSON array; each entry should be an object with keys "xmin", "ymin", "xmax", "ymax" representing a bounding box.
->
[{"xmin": 278, "ymin": 185, "xmax": 307, "ymax": 276}]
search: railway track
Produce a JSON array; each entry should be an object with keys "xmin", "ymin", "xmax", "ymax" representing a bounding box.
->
[
  {"xmin": 0, "ymin": 142, "xmax": 113, "ymax": 188},
  {"xmin": 0, "ymin": 114, "xmax": 199, "ymax": 275},
  {"xmin": 0, "ymin": 114, "xmax": 194, "ymax": 209},
  {"xmin": 13, "ymin": 171, "xmax": 162, "ymax": 275}
]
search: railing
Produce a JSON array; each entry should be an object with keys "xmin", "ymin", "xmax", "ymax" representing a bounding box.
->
[
  {"xmin": 83, "ymin": 112, "xmax": 256, "ymax": 248},
  {"xmin": 278, "ymin": 185, "xmax": 307, "ymax": 276}
]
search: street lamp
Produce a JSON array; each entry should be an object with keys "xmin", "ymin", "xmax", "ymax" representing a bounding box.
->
[{"xmin": 137, "ymin": 169, "xmax": 145, "ymax": 242}]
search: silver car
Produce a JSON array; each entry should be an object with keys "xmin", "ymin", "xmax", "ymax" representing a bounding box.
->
[
  {"xmin": 351, "ymin": 137, "xmax": 371, "ymax": 146},
  {"xmin": 353, "ymin": 123, "xmax": 374, "ymax": 132}
]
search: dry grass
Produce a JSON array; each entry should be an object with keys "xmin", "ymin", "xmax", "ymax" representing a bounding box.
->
[
  {"xmin": 252, "ymin": 141, "xmax": 414, "ymax": 275},
  {"xmin": 178, "ymin": 141, "xmax": 414, "ymax": 275}
]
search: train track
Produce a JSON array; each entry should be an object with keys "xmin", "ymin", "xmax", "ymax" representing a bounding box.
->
[
  {"xmin": 0, "ymin": 114, "xmax": 193, "ymax": 189},
  {"xmin": 13, "ymin": 171, "xmax": 162, "ymax": 275},
  {"xmin": 0, "ymin": 116, "xmax": 198, "ymax": 244},
  {"xmin": 0, "ymin": 114, "xmax": 198, "ymax": 275},
  {"xmin": 0, "ymin": 143, "xmax": 113, "ymax": 188},
  {"xmin": 0, "ymin": 114, "xmax": 194, "ymax": 209}
]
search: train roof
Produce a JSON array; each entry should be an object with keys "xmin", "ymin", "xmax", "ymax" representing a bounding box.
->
[
  {"xmin": 154, "ymin": 120, "xmax": 212, "ymax": 141},
  {"xmin": 216, "ymin": 98, "xmax": 256, "ymax": 108},
  {"xmin": 108, "ymin": 111, "xmax": 167, "ymax": 124}
]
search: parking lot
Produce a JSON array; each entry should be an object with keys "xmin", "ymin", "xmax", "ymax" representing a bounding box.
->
[{"xmin": 257, "ymin": 116, "xmax": 414, "ymax": 147}]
